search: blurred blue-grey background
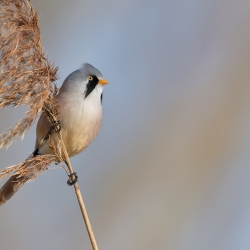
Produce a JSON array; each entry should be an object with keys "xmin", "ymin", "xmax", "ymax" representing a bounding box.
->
[{"xmin": 1, "ymin": 0, "xmax": 250, "ymax": 249}]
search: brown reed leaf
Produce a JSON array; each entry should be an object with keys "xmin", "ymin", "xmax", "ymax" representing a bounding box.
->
[{"xmin": 0, "ymin": 0, "xmax": 58, "ymax": 149}]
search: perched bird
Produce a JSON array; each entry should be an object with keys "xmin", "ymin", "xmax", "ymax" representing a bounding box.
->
[{"xmin": 0, "ymin": 63, "xmax": 108, "ymax": 205}]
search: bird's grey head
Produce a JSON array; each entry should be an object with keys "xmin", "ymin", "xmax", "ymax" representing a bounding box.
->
[{"xmin": 59, "ymin": 63, "xmax": 108, "ymax": 101}]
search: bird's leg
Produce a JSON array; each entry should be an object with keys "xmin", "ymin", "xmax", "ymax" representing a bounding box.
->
[{"xmin": 67, "ymin": 172, "xmax": 78, "ymax": 186}]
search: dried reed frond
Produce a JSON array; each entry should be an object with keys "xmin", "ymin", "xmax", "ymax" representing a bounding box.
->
[
  {"xmin": 0, "ymin": 83, "xmax": 60, "ymax": 184},
  {"xmin": 15, "ymin": 155, "xmax": 57, "ymax": 186},
  {"xmin": 0, "ymin": 0, "xmax": 58, "ymax": 149},
  {"xmin": 0, "ymin": 154, "xmax": 56, "ymax": 185}
]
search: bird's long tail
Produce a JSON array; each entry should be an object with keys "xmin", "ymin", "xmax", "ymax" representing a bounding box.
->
[
  {"xmin": 0, "ymin": 153, "xmax": 35, "ymax": 206},
  {"xmin": 0, "ymin": 174, "xmax": 24, "ymax": 206},
  {"xmin": 0, "ymin": 149, "xmax": 57, "ymax": 206}
]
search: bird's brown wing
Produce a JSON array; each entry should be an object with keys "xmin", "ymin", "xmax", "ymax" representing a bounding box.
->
[{"xmin": 35, "ymin": 112, "xmax": 52, "ymax": 151}]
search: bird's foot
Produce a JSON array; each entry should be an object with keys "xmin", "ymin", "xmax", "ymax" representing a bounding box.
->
[
  {"xmin": 67, "ymin": 172, "xmax": 78, "ymax": 186},
  {"xmin": 49, "ymin": 120, "xmax": 61, "ymax": 134}
]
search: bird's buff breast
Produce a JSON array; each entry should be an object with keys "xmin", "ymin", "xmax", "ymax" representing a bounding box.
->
[{"xmin": 58, "ymin": 98, "xmax": 102, "ymax": 157}]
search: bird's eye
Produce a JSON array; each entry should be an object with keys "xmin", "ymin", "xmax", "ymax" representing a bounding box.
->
[{"xmin": 88, "ymin": 76, "xmax": 93, "ymax": 81}]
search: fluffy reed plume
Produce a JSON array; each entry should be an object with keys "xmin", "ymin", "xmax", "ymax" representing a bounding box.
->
[
  {"xmin": 0, "ymin": 85, "xmax": 61, "ymax": 185},
  {"xmin": 0, "ymin": 0, "xmax": 58, "ymax": 149},
  {"xmin": 0, "ymin": 0, "xmax": 59, "ymax": 185},
  {"xmin": 0, "ymin": 155, "xmax": 57, "ymax": 186}
]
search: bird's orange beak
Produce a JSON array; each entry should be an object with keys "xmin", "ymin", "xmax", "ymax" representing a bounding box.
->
[{"xmin": 98, "ymin": 79, "xmax": 108, "ymax": 85}]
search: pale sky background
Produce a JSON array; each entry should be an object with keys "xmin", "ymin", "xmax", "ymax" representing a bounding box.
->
[{"xmin": 1, "ymin": 0, "xmax": 250, "ymax": 250}]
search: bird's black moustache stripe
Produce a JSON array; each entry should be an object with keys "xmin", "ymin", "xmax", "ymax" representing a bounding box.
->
[{"xmin": 85, "ymin": 75, "xmax": 99, "ymax": 98}]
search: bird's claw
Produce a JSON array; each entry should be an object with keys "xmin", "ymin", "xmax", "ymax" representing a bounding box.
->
[
  {"xmin": 49, "ymin": 120, "xmax": 61, "ymax": 134},
  {"xmin": 67, "ymin": 172, "xmax": 78, "ymax": 186}
]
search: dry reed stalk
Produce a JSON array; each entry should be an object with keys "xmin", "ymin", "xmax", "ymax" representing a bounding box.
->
[
  {"xmin": 0, "ymin": 1, "xmax": 99, "ymax": 249},
  {"xmin": 43, "ymin": 100, "xmax": 99, "ymax": 250}
]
